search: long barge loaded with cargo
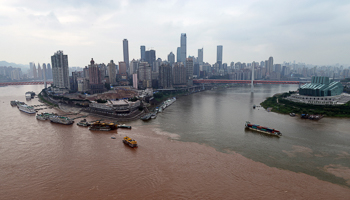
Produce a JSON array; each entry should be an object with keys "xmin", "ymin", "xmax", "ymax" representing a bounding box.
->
[{"xmin": 245, "ymin": 121, "xmax": 282, "ymax": 137}]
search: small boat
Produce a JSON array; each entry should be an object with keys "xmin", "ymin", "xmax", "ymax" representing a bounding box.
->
[
  {"xmin": 141, "ymin": 113, "xmax": 152, "ymax": 121},
  {"xmin": 245, "ymin": 121, "xmax": 282, "ymax": 137},
  {"xmin": 25, "ymin": 91, "xmax": 35, "ymax": 99},
  {"xmin": 289, "ymin": 113, "xmax": 296, "ymax": 117},
  {"xmin": 36, "ymin": 112, "xmax": 54, "ymax": 120},
  {"xmin": 123, "ymin": 136, "xmax": 138, "ymax": 148},
  {"xmin": 111, "ymin": 137, "xmax": 116, "ymax": 139},
  {"xmin": 151, "ymin": 113, "xmax": 157, "ymax": 119},
  {"xmin": 77, "ymin": 119, "xmax": 91, "ymax": 127},
  {"xmin": 117, "ymin": 124, "xmax": 132, "ymax": 129}
]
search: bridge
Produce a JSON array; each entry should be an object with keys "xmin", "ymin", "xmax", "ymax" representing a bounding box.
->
[
  {"xmin": 0, "ymin": 81, "xmax": 53, "ymax": 86},
  {"xmin": 193, "ymin": 79, "xmax": 308, "ymax": 84}
]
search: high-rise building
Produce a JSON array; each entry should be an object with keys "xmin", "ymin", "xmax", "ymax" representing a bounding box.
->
[
  {"xmin": 168, "ymin": 52, "xmax": 175, "ymax": 66},
  {"xmin": 42, "ymin": 63, "xmax": 47, "ymax": 88},
  {"xmin": 88, "ymin": 58, "xmax": 100, "ymax": 84},
  {"xmin": 186, "ymin": 58, "xmax": 193, "ymax": 86},
  {"xmin": 29, "ymin": 62, "xmax": 34, "ymax": 78},
  {"xmin": 133, "ymin": 73, "xmax": 138, "ymax": 89},
  {"xmin": 159, "ymin": 64, "xmax": 172, "ymax": 89},
  {"xmin": 198, "ymin": 48, "xmax": 203, "ymax": 65},
  {"xmin": 47, "ymin": 63, "xmax": 52, "ymax": 79},
  {"xmin": 217, "ymin": 45, "xmax": 223, "ymax": 69},
  {"xmin": 37, "ymin": 63, "xmax": 42, "ymax": 80},
  {"xmin": 138, "ymin": 62, "xmax": 152, "ymax": 88},
  {"xmin": 145, "ymin": 50, "xmax": 156, "ymax": 71},
  {"xmin": 130, "ymin": 59, "xmax": 139, "ymax": 74},
  {"xmin": 140, "ymin": 45, "xmax": 145, "ymax": 61},
  {"xmin": 176, "ymin": 47, "xmax": 181, "ymax": 63},
  {"xmin": 33, "ymin": 63, "xmax": 37, "ymax": 79},
  {"xmin": 51, "ymin": 50, "xmax": 70, "ymax": 89},
  {"xmin": 180, "ymin": 33, "xmax": 187, "ymax": 66},
  {"xmin": 268, "ymin": 56, "xmax": 273, "ymax": 75},
  {"xmin": 119, "ymin": 62, "xmax": 127, "ymax": 75},
  {"xmin": 108, "ymin": 60, "xmax": 116, "ymax": 85},
  {"xmin": 173, "ymin": 62, "xmax": 186, "ymax": 86},
  {"xmin": 123, "ymin": 39, "xmax": 129, "ymax": 71}
]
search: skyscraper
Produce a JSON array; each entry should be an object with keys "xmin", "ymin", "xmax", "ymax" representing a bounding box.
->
[
  {"xmin": 123, "ymin": 39, "xmax": 129, "ymax": 71},
  {"xmin": 268, "ymin": 56, "xmax": 274, "ymax": 74},
  {"xmin": 42, "ymin": 63, "xmax": 47, "ymax": 88},
  {"xmin": 47, "ymin": 63, "xmax": 52, "ymax": 79},
  {"xmin": 33, "ymin": 63, "xmax": 37, "ymax": 79},
  {"xmin": 140, "ymin": 45, "xmax": 145, "ymax": 61},
  {"xmin": 108, "ymin": 60, "xmax": 116, "ymax": 85},
  {"xmin": 37, "ymin": 63, "xmax": 42, "ymax": 80},
  {"xmin": 145, "ymin": 50, "xmax": 156, "ymax": 71},
  {"xmin": 198, "ymin": 48, "xmax": 203, "ymax": 65},
  {"xmin": 29, "ymin": 62, "xmax": 34, "ymax": 78},
  {"xmin": 88, "ymin": 58, "xmax": 100, "ymax": 84},
  {"xmin": 159, "ymin": 64, "xmax": 172, "ymax": 89},
  {"xmin": 168, "ymin": 52, "xmax": 175, "ymax": 65},
  {"xmin": 51, "ymin": 50, "xmax": 70, "ymax": 89},
  {"xmin": 176, "ymin": 47, "xmax": 181, "ymax": 62},
  {"xmin": 186, "ymin": 58, "xmax": 193, "ymax": 86},
  {"xmin": 119, "ymin": 62, "xmax": 127, "ymax": 75},
  {"xmin": 217, "ymin": 45, "xmax": 223, "ymax": 69},
  {"xmin": 180, "ymin": 33, "xmax": 186, "ymax": 66}
]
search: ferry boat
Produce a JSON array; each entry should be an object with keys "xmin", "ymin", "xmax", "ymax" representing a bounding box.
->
[
  {"xmin": 17, "ymin": 104, "xmax": 36, "ymax": 114},
  {"xmin": 88, "ymin": 121, "xmax": 116, "ymax": 131},
  {"xmin": 123, "ymin": 136, "xmax": 138, "ymax": 148},
  {"xmin": 49, "ymin": 115, "xmax": 74, "ymax": 125},
  {"xmin": 245, "ymin": 121, "xmax": 282, "ymax": 137}
]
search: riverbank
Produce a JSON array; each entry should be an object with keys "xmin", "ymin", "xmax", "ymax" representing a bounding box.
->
[{"xmin": 260, "ymin": 92, "xmax": 350, "ymax": 117}]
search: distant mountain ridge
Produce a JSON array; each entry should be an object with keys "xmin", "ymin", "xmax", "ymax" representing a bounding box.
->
[{"xmin": 0, "ymin": 61, "xmax": 29, "ymax": 71}]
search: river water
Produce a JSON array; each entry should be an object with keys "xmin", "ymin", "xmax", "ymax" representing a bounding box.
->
[{"xmin": 0, "ymin": 84, "xmax": 349, "ymax": 199}]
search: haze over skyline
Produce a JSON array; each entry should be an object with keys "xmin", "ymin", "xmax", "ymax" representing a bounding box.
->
[{"xmin": 1, "ymin": 0, "xmax": 350, "ymax": 67}]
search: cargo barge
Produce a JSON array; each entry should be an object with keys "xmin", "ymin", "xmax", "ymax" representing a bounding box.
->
[
  {"xmin": 88, "ymin": 121, "xmax": 116, "ymax": 131},
  {"xmin": 245, "ymin": 121, "xmax": 282, "ymax": 137}
]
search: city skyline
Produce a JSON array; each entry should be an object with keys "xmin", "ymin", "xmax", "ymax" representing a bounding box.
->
[{"xmin": 1, "ymin": 0, "xmax": 350, "ymax": 67}]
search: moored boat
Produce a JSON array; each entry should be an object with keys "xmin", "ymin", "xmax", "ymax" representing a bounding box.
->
[
  {"xmin": 25, "ymin": 91, "xmax": 35, "ymax": 99},
  {"xmin": 88, "ymin": 121, "xmax": 116, "ymax": 131},
  {"xmin": 77, "ymin": 119, "xmax": 91, "ymax": 127},
  {"xmin": 123, "ymin": 136, "xmax": 138, "ymax": 148},
  {"xmin": 49, "ymin": 115, "xmax": 74, "ymax": 125},
  {"xmin": 36, "ymin": 112, "xmax": 55, "ymax": 120},
  {"xmin": 141, "ymin": 113, "xmax": 152, "ymax": 121},
  {"xmin": 17, "ymin": 104, "xmax": 36, "ymax": 114},
  {"xmin": 245, "ymin": 121, "xmax": 282, "ymax": 137},
  {"xmin": 117, "ymin": 124, "xmax": 132, "ymax": 129}
]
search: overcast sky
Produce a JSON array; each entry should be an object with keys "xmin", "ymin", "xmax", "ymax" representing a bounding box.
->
[{"xmin": 1, "ymin": 0, "xmax": 350, "ymax": 67}]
